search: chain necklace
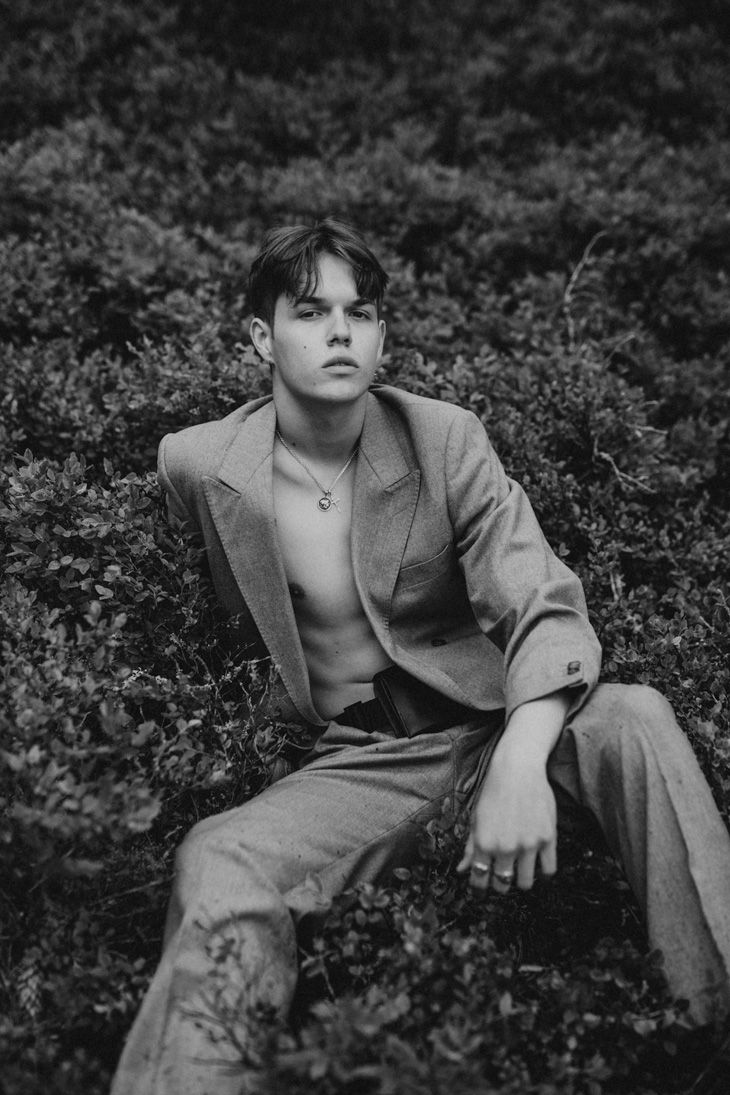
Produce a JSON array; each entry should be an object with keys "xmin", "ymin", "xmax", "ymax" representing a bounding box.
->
[{"xmin": 275, "ymin": 430, "xmax": 358, "ymax": 512}]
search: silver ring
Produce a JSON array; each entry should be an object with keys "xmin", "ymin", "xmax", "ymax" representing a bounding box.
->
[
  {"xmin": 472, "ymin": 861, "xmax": 491, "ymax": 874},
  {"xmin": 494, "ymin": 870, "xmax": 514, "ymax": 885}
]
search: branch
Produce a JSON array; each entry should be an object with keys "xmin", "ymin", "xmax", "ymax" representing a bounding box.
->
[
  {"xmin": 593, "ymin": 441, "xmax": 655, "ymax": 494},
  {"xmin": 563, "ymin": 231, "xmax": 609, "ymax": 352}
]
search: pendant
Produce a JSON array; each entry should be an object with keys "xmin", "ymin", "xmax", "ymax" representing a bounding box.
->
[{"xmin": 318, "ymin": 495, "xmax": 333, "ymax": 511}]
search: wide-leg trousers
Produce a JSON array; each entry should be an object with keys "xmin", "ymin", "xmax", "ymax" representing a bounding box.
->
[{"xmin": 111, "ymin": 684, "xmax": 730, "ymax": 1095}]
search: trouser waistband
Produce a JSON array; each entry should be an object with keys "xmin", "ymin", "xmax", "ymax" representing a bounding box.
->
[
  {"xmin": 331, "ymin": 695, "xmax": 393, "ymax": 734},
  {"xmin": 331, "ymin": 666, "xmax": 481, "ymax": 738}
]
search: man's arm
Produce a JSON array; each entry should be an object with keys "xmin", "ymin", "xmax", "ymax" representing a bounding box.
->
[
  {"xmin": 457, "ymin": 689, "xmax": 570, "ymax": 891},
  {"xmin": 157, "ymin": 433, "xmax": 197, "ymax": 531},
  {"xmin": 444, "ymin": 410, "xmax": 601, "ymax": 725},
  {"xmin": 440, "ymin": 412, "xmax": 598, "ymax": 890}
]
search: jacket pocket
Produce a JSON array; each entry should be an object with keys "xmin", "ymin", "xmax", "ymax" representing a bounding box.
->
[{"xmin": 397, "ymin": 542, "xmax": 454, "ymax": 589}]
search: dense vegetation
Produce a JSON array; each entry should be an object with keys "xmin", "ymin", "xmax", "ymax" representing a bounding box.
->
[{"xmin": 2, "ymin": 1, "xmax": 729, "ymax": 1091}]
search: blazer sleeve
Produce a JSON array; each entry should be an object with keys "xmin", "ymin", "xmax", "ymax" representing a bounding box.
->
[
  {"xmin": 445, "ymin": 410, "xmax": 601, "ymax": 722},
  {"xmin": 157, "ymin": 433, "xmax": 197, "ymax": 531}
]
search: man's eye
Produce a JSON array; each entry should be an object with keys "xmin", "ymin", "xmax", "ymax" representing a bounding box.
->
[
  {"xmin": 350, "ymin": 310, "xmax": 371, "ymax": 320},
  {"xmin": 298, "ymin": 310, "xmax": 321, "ymax": 319}
]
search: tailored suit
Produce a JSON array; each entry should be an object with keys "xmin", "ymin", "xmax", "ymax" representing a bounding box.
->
[{"xmin": 112, "ymin": 387, "xmax": 730, "ymax": 1095}]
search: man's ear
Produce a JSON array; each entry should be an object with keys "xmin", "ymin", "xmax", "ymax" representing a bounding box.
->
[{"xmin": 250, "ymin": 317, "xmax": 274, "ymax": 364}]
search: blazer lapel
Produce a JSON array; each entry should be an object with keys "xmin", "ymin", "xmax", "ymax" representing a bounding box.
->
[
  {"xmin": 202, "ymin": 401, "xmax": 321, "ymax": 724},
  {"xmin": 352, "ymin": 395, "xmax": 421, "ymax": 623}
]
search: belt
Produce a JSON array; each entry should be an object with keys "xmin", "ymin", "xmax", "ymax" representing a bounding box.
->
[
  {"xmin": 331, "ymin": 666, "xmax": 480, "ymax": 738},
  {"xmin": 332, "ymin": 695, "xmax": 393, "ymax": 734}
]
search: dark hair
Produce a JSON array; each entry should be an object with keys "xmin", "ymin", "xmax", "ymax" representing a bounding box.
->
[{"xmin": 247, "ymin": 218, "xmax": 389, "ymax": 326}]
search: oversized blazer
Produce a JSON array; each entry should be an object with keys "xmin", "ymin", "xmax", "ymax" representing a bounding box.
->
[{"xmin": 158, "ymin": 385, "xmax": 602, "ymax": 728}]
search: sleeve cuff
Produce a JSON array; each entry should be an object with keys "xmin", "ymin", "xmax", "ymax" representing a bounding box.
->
[{"xmin": 504, "ymin": 652, "xmax": 601, "ymax": 725}]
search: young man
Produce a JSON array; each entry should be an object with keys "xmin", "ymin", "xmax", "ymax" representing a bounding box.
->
[{"xmin": 112, "ymin": 220, "xmax": 730, "ymax": 1094}]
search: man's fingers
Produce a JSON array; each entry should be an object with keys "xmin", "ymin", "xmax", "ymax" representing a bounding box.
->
[
  {"xmin": 458, "ymin": 835, "xmax": 495, "ymax": 890},
  {"xmin": 456, "ymin": 835, "xmax": 474, "ymax": 874},
  {"xmin": 490, "ymin": 853, "xmax": 516, "ymax": 894},
  {"xmin": 460, "ymin": 834, "xmax": 558, "ymax": 895},
  {"xmin": 469, "ymin": 853, "xmax": 493, "ymax": 891},
  {"xmin": 459, "ymin": 837, "xmax": 492, "ymax": 890},
  {"xmin": 515, "ymin": 849, "xmax": 537, "ymax": 891},
  {"xmin": 463, "ymin": 845, "xmax": 555, "ymax": 895},
  {"xmin": 539, "ymin": 839, "xmax": 558, "ymax": 878}
]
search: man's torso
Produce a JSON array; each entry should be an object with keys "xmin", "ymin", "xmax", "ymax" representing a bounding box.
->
[{"xmin": 272, "ymin": 441, "xmax": 392, "ymax": 719}]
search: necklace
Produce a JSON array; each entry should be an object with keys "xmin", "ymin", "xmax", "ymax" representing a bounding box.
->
[{"xmin": 275, "ymin": 430, "xmax": 358, "ymax": 512}]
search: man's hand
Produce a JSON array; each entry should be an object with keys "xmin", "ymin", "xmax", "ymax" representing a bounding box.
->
[
  {"xmin": 457, "ymin": 690, "xmax": 570, "ymax": 894},
  {"xmin": 457, "ymin": 759, "xmax": 557, "ymax": 892}
]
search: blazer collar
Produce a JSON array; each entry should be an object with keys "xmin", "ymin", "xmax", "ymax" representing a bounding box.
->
[
  {"xmin": 216, "ymin": 397, "xmax": 276, "ymax": 494},
  {"xmin": 351, "ymin": 394, "xmax": 421, "ymax": 630},
  {"xmin": 357, "ymin": 393, "xmax": 413, "ymax": 488},
  {"xmin": 214, "ymin": 392, "xmax": 414, "ymax": 489},
  {"xmin": 203, "ymin": 400, "xmax": 323, "ymax": 723}
]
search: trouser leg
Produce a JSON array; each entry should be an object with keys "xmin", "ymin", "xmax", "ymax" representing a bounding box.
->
[
  {"xmin": 548, "ymin": 682, "xmax": 730, "ymax": 1025},
  {"xmin": 111, "ymin": 717, "xmax": 498, "ymax": 1095}
]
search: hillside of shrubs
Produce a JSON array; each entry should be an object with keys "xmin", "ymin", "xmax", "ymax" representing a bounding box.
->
[{"xmin": 2, "ymin": 1, "xmax": 730, "ymax": 1092}]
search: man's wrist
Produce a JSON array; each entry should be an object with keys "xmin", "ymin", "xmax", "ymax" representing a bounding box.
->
[
  {"xmin": 492, "ymin": 735, "xmax": 552, "ymax": 768},
  {"xmin": 491, "ymin": 689, "xmax": 572, "ymax": 770}
]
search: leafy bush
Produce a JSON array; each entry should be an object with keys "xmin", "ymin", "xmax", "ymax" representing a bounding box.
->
[{"xmin": 0, "ymin": 453, "xmax": 309, "ymax": 1090}]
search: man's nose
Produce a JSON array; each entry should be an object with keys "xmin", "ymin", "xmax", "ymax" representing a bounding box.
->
[{"xmin": 327, "ymin": 309, "xmax": 351, "ymax": 343}]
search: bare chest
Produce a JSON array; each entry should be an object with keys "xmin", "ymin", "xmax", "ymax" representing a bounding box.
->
[{"xmin": 272, "ymin": 458, "xmax": 360, "ymax": 620}]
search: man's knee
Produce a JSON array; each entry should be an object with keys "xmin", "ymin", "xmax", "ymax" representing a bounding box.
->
[
  {"xmin": 173, "ymin": 821, "xmax": 218, "ymax": 891},
  {"xmin": 173, "ymin": 811, "xmax": 290, "ymax": 904},
  {"xmin": 606, "ymin": 682, "xmax": 674, "ymax": 727},
  {"xmin": 572, "ymin": 682, "xmax": 676, "ymax": 760},
  {"xmin": 584, "ymin": 681, "xmax": 672, "ymax": 724},
  {"xmin": 173, "ymin": 811, "xmax": 257, "ymax": 894}
]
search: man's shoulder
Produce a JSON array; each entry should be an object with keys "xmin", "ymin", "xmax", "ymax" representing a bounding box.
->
[
  {"xmin": 369, "ymin": 386, "xmax": 483, "ymax": 455},
  {"xmin": 370, "ymin": 385, "xmax": 476, "ymax": 428},
  {"xmin": 159, "ymin": 396, "xmax": 272, "ymax": 477}
]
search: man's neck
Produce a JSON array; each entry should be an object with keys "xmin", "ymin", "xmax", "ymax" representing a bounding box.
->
[{"xmin": 273, "ymin": 394, "xmax": 367, "ymax": 461}]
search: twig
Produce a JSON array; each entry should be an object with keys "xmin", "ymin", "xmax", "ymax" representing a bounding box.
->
[
  {"xmin": 593, "ymin": 442, "xmax": 655, "ymax": 494},
  {"xmin": 85, "ymin": 877, "xmax": 169, "ymax": 910},
  {"xmin": 563, "ymin": 230, "xmax": 608, "ymax": 352}
]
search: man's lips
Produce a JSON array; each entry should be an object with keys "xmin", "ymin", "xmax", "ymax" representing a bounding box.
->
[{"xmin": 323, "ymin": 355, "xmax": 358, "ymax": 368}]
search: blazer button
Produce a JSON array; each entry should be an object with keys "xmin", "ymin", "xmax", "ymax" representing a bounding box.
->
[{"xmin": 431, "ymin": 638, "xmax": 448, "ymax": 647}]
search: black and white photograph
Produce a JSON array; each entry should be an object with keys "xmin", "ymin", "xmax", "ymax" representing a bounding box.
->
[{"xmin": 2, "ymin": 3, "xmax": 730, "ymax": 1093}]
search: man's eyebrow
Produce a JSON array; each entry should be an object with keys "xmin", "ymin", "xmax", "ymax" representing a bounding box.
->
[{"xmin": 291, "ymin": 294, "xmax": 376, "ymax": 308}]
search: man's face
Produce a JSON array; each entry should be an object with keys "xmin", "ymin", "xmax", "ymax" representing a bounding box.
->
[{"xmin": 250, "ymin": 253, "xmax": 386, "ymax": 410}]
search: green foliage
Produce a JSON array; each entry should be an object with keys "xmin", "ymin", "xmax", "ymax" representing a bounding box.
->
[{"xmin": 1, "ymin": 0, "xmax": 729, "ymax": 1091}]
